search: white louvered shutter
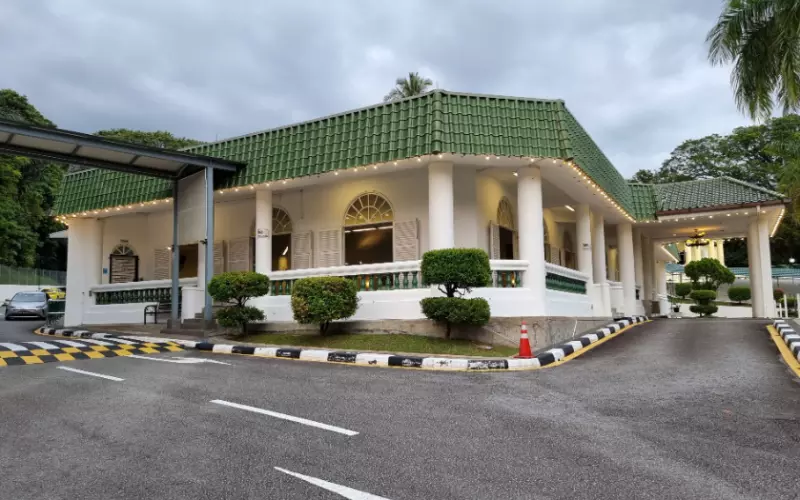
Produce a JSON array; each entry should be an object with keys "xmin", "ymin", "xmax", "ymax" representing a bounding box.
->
[
  {"xmin": 213, "ymin": 242, "xmax": 226, "ymax": 275},
  {"xmin": 488, "ymin": 222, "xmax": 500, "ymax": 260},
  {"xmin": 227, "ymin": 237, "xmax": 252, "ymax": 272},
  {"xmin": 393, "ymin": 220, "xmax": 419, "ymax": 261},
  {"xmin": 317, "ymin": 229, "xmax": 341, "ymax": 268},
  {"xmin": 153, "ymin": 248, "xmax": 171, "ymax": 280},
  {"xmin": 292, "ymin": 231, "xmax": 313, "ymax": 269}
]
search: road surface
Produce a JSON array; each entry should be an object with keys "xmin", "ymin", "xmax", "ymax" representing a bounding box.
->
[{"xmin": 1, "ymin": 318, "xmax": 799, "ymax": 499}]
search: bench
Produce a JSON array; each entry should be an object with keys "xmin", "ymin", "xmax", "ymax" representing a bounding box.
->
[{"xmin": 144, "ymin": 302, "xmax": 173, "ymax": 325}]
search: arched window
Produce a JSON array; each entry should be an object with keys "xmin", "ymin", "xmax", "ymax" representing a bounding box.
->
[
  {"xmin": 344, "ymin": 193, "xmax": 394, "ymax": 265},
  {"xmin": 497, "ymin": 197, "xmax": 514, "ymax": 229},
  {"xmin": 495, "ymin": 198, "xmax": 516, "ymax": 260},
  {"xmin": 272, "ymin": 207, "xmax": 292, "ymax": 271},
  {"xmin": 109, "ymin": 243, "xmax": 138, "ymax": 283}
]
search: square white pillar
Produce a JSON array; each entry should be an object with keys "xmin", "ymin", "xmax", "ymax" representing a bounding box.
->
[
  {"xmin": 642, "ymin": 236, "xmax": 654, "ymax": 302},
  {"xmin": 428, "ymin": 162, "xmax": 455, "ymax": 250},
  {"xmin": 576, "ymin": 204, "xmax": 593, "ymax": 279},
  {"xmin": 757, "ymin": 215, "xmax": 776, "ymax": 317},
  {"xmin": 617, "ymin": 223, "xmax": 637, "ymax": 316},
  {"xmin": 747, "ymin": 219, "xmax": 764, "ymax": 317},
  {"xmin": 517, "ymin": 165, "xmax": 546, "ymax": 312},
  {"xmin": 591, "ymin": 213, "xmax": 611, "ymax": 316},
  {"xmin": 255, "ymin": 187, "xmax": 272, "ymax": 274},
  {"xmin": 65, "ymin": 218, "xmax": 102, "ymax": 326},
  {"xmin": 633, "ymin": 227, "xmax": 644, "ymax": 293}
]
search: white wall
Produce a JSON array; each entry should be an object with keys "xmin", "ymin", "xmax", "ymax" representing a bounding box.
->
[
  {"xmin": 453, "ymin": 167, "xmax": 478, "ymax": 248},
  {"xmin": 0, "ymin": 285, "xmax": 43, "ymax": 302}
]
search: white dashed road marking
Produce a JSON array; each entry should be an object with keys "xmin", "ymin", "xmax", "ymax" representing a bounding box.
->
[
  {"xmin": 275, "ymin": 467, "xmax": 391, "ymax": 499},
  {"xmin": 57, "ymin": 366, "xmax": 124, "ymax": 382},
  {"xmin": 210, "ymin": 400, "xmax": 359, "ymax": 436},
  {"xmin": 126, "ymin": 354, "xmax": 231, "ymax": 365}
]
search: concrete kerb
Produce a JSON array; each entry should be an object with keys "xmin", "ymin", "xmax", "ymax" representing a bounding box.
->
[
  {"xmin": 771, "ymin": 320, "xmax": 800, "ymax": 371},
  {"xmin": 36, "ymin": 316, "xmax": 649, "ymax": 372}
]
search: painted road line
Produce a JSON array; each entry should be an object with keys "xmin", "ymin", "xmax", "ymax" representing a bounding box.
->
[
  {"xmin": 0, "ymin": 343, "xmax": 31, "ymax": 352},
  {"xmin": 210, "ymin": 399, "xmax": 359, "ymax": 436},
  {"xmin": 56, "ymin": 366, "xmax": 124, "ymax": 382},
  {"xmin": 275, "ymin": 467, "xmax": 391, "ymax": 499},
  {"xmin": 28, "ymin": 341, "xmax": 62, "ymax": 350},
  {"xmin": 127, "ymin": 354, "xmax": 231, "ymax": 365}
]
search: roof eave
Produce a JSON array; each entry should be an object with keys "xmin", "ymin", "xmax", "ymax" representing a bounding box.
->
[{"xmin": 656, "ymin": 199, "xmax": 789, "ymax": 216}]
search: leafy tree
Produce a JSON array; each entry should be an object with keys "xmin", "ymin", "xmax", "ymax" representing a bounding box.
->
[
  {"xmin": 685, "ymin": 258, "xmax": 736, "ymax": 290},
  {"xmin": 384, "ymin": 72, "xmax": 434, "ymax": 102},
  {"xmin": 207, "ymin": 271, "xmax": 270, "ymax": 334},
  {"xmin": 95, "ymin": 129, "xmax": 202, "ymax": 150},
  {"xmin": 419, "ymin": 249, "xmax": 491, "ymax": 339},
  {"xmin": 707, "ymin": 0, "xmax": 800, "ymax": 119},
  {"xmin": 290, "ymin": 277, "xmax": 359, "ymax": 335}
]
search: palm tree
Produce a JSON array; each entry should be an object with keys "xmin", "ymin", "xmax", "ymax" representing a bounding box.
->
[
  {"xmin": 707, "ymin": 0, "xmax": 800, "ymax": 120},
  {"xmin": 383, "ymin": 72, "xmax": 434, "ymax": 102}
]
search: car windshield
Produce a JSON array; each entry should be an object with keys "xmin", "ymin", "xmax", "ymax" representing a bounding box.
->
[{"xmin": 13, "ymin": 292, "xmax": 46, "ymax": 302}]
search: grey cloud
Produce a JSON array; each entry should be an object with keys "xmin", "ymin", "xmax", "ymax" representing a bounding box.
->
[{"xmin": 0, "ymin": 0, "xmax": 751, "ymax": 177}]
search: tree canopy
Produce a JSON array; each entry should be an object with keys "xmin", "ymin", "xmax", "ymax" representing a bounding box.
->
[
  {"xmin": 383, "ymin": 72, "xmax": 433, "ymax": 102},
  {"xmin": 707, "ymin": 0, "xmax": 800, "ymax": 120},
  {"xmin": 630, "ymin": 114, "xmax": 800, "ymax": 266}
]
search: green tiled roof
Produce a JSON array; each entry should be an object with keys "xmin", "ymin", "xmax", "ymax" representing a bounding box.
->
[
  {"xmin": 653, "ymin": 177, "xmax": 784, "ymax": 213},
  {"xmin": 627, "ymin": 177, "xmax": 786, "ymax": 219},
  {"xmin": 54, "ymin": 90, "xmax": 633, "ymax": 216}
]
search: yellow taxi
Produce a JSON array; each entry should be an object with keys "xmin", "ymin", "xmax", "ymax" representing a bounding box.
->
[{"xmin": 41, "ymin": 287, "xmax": 66, "ymax": 300}]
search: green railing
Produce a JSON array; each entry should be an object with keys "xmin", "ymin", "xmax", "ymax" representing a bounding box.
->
[
  {"xmin": 271, "ymin": 270, "xmax": 424, "ymax": 296},
  {"xmin": 492, "ymin": 270, "xmax": 523, "ymax": 288},
  {"xmin": 545, "ymin": 273, "xmax": 587, "ymax": 294},
  {"xmin": 95, "ymin": 286, "xmax": 176, "ymax": 305},
  {"xmin": 46, "ymin": 299, "xmax": 65, "ymax": 327}
]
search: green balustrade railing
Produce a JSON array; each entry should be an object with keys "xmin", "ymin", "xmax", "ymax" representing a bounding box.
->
[
  {"xmin": 270, "ymin": 270, "xmax": 424, "ymax": 296},
  {"xmin": 95, "ymin": 286, "xmax": 181, "ymax": 305},
  {"xmin": 492, "ymin": 270, "xmax": 523, "ymax": 288},
  {"xmin": 545, "ymin": 272, "xmax": 587, "ymax": 294}
]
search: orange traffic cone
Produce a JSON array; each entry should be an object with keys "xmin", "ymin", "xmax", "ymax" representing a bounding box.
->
[{"xmin": 516, "ymin": 321, "xmax": 533, "ymax": 359}]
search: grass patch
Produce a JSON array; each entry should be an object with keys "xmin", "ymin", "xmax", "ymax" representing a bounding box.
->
[{"xmin": 239, "ymin": 333, "xmax": 518, "ymax": 357}]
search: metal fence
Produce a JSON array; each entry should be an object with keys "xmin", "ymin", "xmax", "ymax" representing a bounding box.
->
[{"xmin": 0, "ymin": 265, "xmax": 66, "ymax": 286}]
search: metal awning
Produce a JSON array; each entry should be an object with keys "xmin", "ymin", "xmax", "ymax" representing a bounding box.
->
[{"xmin": 0, "ymin": 118, "xmax": 244, "ymax": 179}]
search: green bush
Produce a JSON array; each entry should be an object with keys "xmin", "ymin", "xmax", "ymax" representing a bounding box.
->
[
  {"xmin": 727, "ymin": 286, "xmax": 751, "ymax": 304},
  {"xmin": 216, "ymin": 306, "xmax": 264, "ymax": 331},
  {"xmin": 684, "ymin": 258, "xmax": 735, "ymax": 291},
  {"xmin": 420, "ymin": 297, "xmax": 490, "ymax": 330},
  {"xmin": 788, "ymin": 296, "xmax": 797, "ymax": 308},
  {"xmin": 420, "ymin": 248, "xmax": 491, "ymax": 297},
  {"xmin": 690, "ymin": 304, "xmax": 718, "ymax": 317},
  {"xmin": 420, "ymin": 249, "xmax": 492, "ymax": 338},
  {"xmin": 675, "ymin": 283, "xmax": 693, "ymax": 298},
  {"xmin": 291, "ymin": 276, "xmax": 359, "ymax": 334},
  {"xmin": 208, "ymin": 271, "xmax": 270, "ymax": 307},
  {"xmin": 689, "ymin": 289, "xmax": 717, "ymax": 304},
  {"xmin": 774, "ymin": 288, "xmax": 785, "ymax": 301},
  {"xmin": 207, "ymin": 271, "xmax": 270, "ymax": 334}
]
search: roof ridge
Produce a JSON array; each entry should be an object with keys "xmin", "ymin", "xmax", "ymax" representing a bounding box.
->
[
  {"xmin": 717, "ymin": 175, "xmax": 785, "ymax": 198},
  {"xmin": 182, "ymin": 89, "xmax": 567, "ymax": 152}
]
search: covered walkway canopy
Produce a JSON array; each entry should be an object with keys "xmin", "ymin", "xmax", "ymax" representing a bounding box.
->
[{"xmin": 0, "ymin": 117, "xmax": 246, "ymax": 324}]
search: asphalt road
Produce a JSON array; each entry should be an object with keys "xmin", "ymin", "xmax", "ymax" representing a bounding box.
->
[{"xmin": 1, "ymin": 318, "xmax": 799, "ymax": 499}]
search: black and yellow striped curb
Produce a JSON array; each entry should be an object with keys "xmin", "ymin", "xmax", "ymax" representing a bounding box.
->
[
  {"xmin": 769, "ymin": 320, "xmax": 800, "ymax": 378},
  {"xmin": 40, "ymin": 316, "xmax": 649, "ymax": 372}
]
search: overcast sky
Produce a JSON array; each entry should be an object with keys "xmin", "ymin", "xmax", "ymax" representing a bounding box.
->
[{"xmin": 1, "ymin": 0, "xmax": 749, "ymax": 177}]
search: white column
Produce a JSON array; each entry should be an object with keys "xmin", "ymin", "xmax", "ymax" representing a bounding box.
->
[
  {"xmin": 719, "ymin": 241, "xmax": 726, "ymax": 266},
  {"xmin": 255, "ymin": 187, "xmax": 273, "ymax": 274},
  {"xmin": 700, "ymin": 245, "xmax": 709, "ymax": 259},
  {"xmin": 592, "ymin": 213, "xmax": 611, "ymax": 316},
  {"xmin": 428, "ymin": 162, "xmax": 455, "ymax": 250},
  {"xmin": 642, "ymin": 236, "xmax": 653, "ymax": 302},
  {"xmin": 576, "ymin": 205, "xmax": 593, "ymax": 279},
  {"xmin": 758, "ymin": 215, "xmax": 776, "ymax": 317},
  {"xmin": 747, "ymin": 219, "xmax": 764, "ymax": 317},
  {"xmin": 656, "ymin": 259, "xmax": 669, "ymax": 314},
  {"xmin": 617, "ymin": 223, "xmax": 637, "ymax": 316},
  {"xmin": 197, "ymin": 242, "xmax": 206, "ymax": 288},
  {"xmin": 65, "ymin": 218, "xmax": 102, "ymax": 327},
  {"xmin": 517, "ymin": 165, "xmax": 546, "ymax": 312},
  {"xmin": 633, "ymin": 228, "xmax": 644, "ymax": 294},
  {"xmin": 607, "ymin": 247, "xmax": 619, "ymax": 281}
]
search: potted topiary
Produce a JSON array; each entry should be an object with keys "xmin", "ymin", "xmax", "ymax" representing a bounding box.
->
[{"xmin": 419, "ymin": 248, "xmax": 491, "ymax": 339}]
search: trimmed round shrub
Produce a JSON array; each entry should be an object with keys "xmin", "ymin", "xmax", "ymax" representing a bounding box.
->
[
  {"xmin": 420, "ymin": 297, "xmax": 490, "ymax": 336},
  {"xmin": 675, "ymin": 283, "xmax": 693, "ymax": 299},
  {"xmin": 690, "ymin": 304, "xmax": 718, "ymax": 317},
  {"xmin": 216, "ymin": 306, "xmax": 264, "ymax": 333},
  {"xmin": 420, "ymin": 248, "xmax": 491, "ymax": 297},
  {"xmin": 291, "ymin": 276, "xmax": 359, "ymax": 334},
  {"xmin": 774, "ymin": 288, "xmax": 785, "ymax": 301},
  {"xmin": 689, "ymin": 289, "xmax": 717, "ymax": 304},
  {"xmin": 727, "ymin": 286, "xmax": 751, "ymax": 304},
  {"xmin": 684, "ymin": 258, "xmax": 735, "ymax": 290},
  {"xmin": 208, "ymin": 271, "xmax": 270, "ymax": 307}
]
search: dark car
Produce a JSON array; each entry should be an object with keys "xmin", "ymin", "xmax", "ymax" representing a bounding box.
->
[{"xmin": 4, "ymin": 291, "xmax": 48, "ymax": 320}]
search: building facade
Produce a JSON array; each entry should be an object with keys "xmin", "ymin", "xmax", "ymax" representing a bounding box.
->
[{"xmin": 53, "ymin": 91, "xmax": 788, "ymax": 327}]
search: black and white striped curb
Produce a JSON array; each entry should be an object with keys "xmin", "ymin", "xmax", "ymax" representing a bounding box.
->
[
  {"xmin": 773, "ymin": 320, "xmax": 800, "ymax": 361},
  {"xmin": 37, "ymin": 316, "xmax": 648, "ymax": 371},
  {"xmin": 36, "ymin": 327, "xmax": 181, "ymax": 346}
]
